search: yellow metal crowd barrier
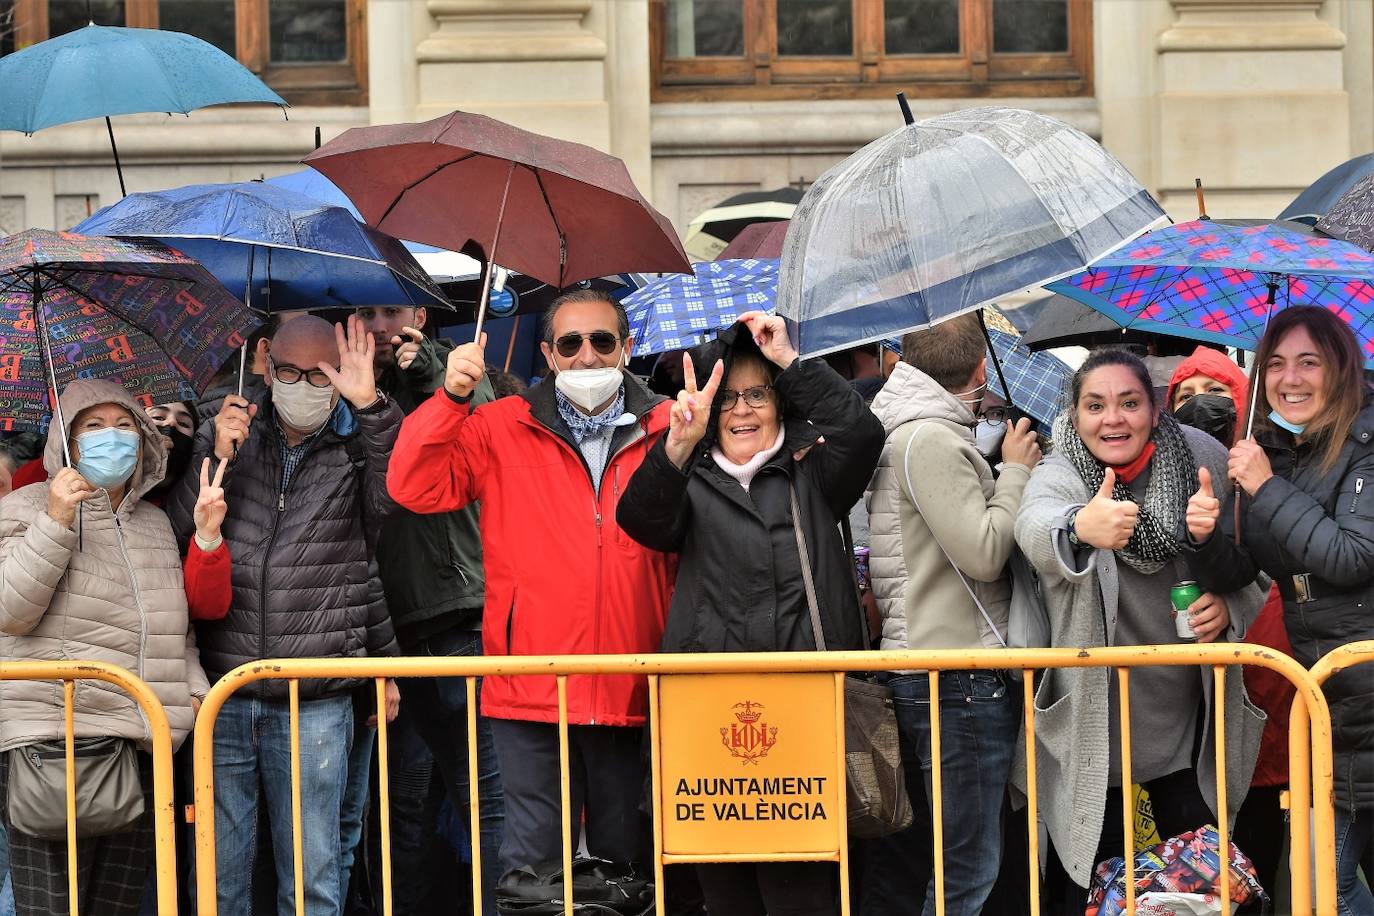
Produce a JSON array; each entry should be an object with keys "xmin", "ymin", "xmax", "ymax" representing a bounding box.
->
[
  {"xmin": 0, "ymin": 659, "xmax": 179, "ymax": 916},
  {"xmin": 187, "ymin": 645, "xmax": 1338, "ymax": 916}
]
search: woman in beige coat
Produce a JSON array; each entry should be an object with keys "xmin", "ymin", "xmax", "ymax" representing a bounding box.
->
[{"xmin": 0, "ymin": 378, "xmax": 221, "ymax": 916}]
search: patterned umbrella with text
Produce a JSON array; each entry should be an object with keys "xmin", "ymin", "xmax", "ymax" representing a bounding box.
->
[{"xmin": 0, "ymin": 230, "xmax": 259, "ymax": 438}]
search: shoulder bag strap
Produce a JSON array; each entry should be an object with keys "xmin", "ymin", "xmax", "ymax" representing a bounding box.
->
[
  {"xmin": 789, "ymin": 481, "xmax": 828, "ymax": 652},
  {"xmin": 899, "ymin": 426, "xmax": 1008, "ymax": 648}
]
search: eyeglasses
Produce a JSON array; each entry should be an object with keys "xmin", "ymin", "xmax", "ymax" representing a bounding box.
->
[
  {"xmin": 554, "ymin": 331, "xmax": 621, "ymax": 359},
  {"xmin": 978, "ymin": 406, "xmax": 1008, "ymax": 425},
  {"xmin": 270, "ymin": 359, "xmax": 334, "ymax": 389},
  {"xmin": 720, "ymin": 385, "xmax": 774, "ymax": 410}
]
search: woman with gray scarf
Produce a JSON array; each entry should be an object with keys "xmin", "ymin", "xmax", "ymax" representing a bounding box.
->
[{"xmin": 1013, "ymin": 348, "xmax": 1266, "ymax": 910}]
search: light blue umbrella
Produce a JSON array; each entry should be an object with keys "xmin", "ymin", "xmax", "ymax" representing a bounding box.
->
[
  {"xmin": 622, "ymin": 258, "xmax": 777, "ymax": 356},
  {"xmin": 0, "ymin": 24, "xmax": 287, "ymax": 196}
]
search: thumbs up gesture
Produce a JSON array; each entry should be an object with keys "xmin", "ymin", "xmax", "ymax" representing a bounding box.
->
[
  {"xmin": 1186, "ymin": 466, "xmax": 1221, "ymax": 543},
  {"xmin": 1072, "ymin": 468, "xmax": 1140, "ymax": 550}
]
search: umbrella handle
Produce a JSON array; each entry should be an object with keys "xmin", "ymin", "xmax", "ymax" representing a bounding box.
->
[{"xmin": 473, "ymin": 162, "xmax": 516, "ymax": 343}]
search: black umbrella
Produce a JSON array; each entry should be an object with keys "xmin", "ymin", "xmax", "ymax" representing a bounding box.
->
[
  {"xmin": 1316, "ymin": 172, "xmax": 1374, "ymax": 250},
  {"xmin": 684, "ymin": 187, "xmax": 803, "ymax": 260}
]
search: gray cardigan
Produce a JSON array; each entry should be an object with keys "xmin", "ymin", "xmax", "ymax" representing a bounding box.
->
[{"xmin": 1012, "ymin": 425, "xmax": 1266, "ymax": 885}]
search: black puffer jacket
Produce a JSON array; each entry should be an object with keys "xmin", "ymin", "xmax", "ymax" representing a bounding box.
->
[
  {"xmin": 1187, "ymin": 399, "xmax": 1374, "ymax": 808},
  {"xmin": 617, "ymin": 328, "xmax": 884, "ymax": 653},
  {"xmin": 168, "ymin": 393, "xmax": 403, "ymax": 698}
]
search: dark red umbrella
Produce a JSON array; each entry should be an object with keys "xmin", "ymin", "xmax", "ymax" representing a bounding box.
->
[
  {"xmin": 718, "ymin": 220, "xmax": 788, "ymax": 260},
  {"xmin": 303, "ymin": 111, "xmax": 690, "ymax": 335}
]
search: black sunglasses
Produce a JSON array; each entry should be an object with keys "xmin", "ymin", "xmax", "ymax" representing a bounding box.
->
[{"xmin": 554, "ymin": 331, "xmax": 622, "ymax": 359}]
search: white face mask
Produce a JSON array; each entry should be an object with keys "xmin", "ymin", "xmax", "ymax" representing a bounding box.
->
[
  {"xmin": 273, "ymin": 378, "xmax": 335, "ymax": 431},
  {"xmin": 974, "ymin": 420, "xmax": 1007, "ymax": 458},
  {"xmin": 553, "ymin": 350, "xmax": 625, "ymax": 414}
]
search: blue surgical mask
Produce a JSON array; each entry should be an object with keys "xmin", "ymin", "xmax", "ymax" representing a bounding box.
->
[
  {"xmin": 1268, "ymin": 409, "xmax": 1306, "ymax": 436},
  {"xmin": 75, "ymin": 427, "xmax": 141, "ymax": 489}
]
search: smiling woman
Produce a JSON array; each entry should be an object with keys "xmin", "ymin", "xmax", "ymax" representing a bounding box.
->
[{"xmin": 1014, "ymin": 347, "xmax": 1267, "ymax": 906}]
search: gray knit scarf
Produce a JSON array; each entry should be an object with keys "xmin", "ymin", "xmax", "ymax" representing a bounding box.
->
[{"xmin": 1052, "ymin": 411, "xmax": 1196, "ymax": 574}]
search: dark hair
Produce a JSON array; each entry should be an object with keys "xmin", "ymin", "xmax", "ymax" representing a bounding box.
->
[
  {"xmin": 1070, "ymin": 348, "xmax": 1156, "ymax": 415},
  {"xmin": 485, "ymin": 368, "xmax": 528, "ymax": 399},
  {"xmin": 902, "ymin": 313, "xmax": 986, "ymax": 390},
  {"xmin": 1254, "ymin": 305, "xmax": 1365, "ymax": 472},
  {"xmin": 0, "ymin": 432, "xmax": 41, "ymax": 473},
  {"xmin": 541, "ymin": 289, "xmax": 630, "ymax": 343}
]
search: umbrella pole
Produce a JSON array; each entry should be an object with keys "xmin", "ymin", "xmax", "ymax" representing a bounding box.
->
[
  {"xmin": 105, "ymin": 117, "xmax": 127, "ymax": 199},
  {"xmin": 238, "ymin": 247, "xmax": 257, "ymax": 398},
  {"xmin": 504, "ymin": 315, "xmax": 521, "ymax": 372},
  {"xmin": 472, "ymin": 161, "xmax": 516, "ymax": 343},
  {"xmin": 1234, "ymin": 276, "xmax": 1281, "ymax": 543},
  {"xmin": 32, "ymin": 277, "xmax": 72, "ymax": 466},
  {"xmin": 977, "ymin": 310, "xmax": 1017, "ymax": 415}
]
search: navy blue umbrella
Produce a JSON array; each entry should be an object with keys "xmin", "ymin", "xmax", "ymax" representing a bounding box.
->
[{"xmin": 73, "ymin": 181, "xmax": 451, "ymax": 313}]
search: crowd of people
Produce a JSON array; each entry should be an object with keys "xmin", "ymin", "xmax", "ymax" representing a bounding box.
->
[{"xmin": 0, "ymin": 289, "xmax": 1372, "ymax": 916}]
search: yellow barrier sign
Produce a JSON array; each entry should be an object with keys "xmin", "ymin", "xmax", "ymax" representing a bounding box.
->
[{"xmin": 657, "ymin": 672, "xmax": 841, "ymax": 856}]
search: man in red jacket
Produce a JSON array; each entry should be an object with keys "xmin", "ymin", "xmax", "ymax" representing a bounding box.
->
[{"xmin": 388, "ymin": 290, "xmax": 674, "ymax": 874}]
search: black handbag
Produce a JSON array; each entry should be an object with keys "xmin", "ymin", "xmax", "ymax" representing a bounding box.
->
[
  {"xmin": 789, "ymin": 485, "xmax": 913, "ymax": 840},
  {"xmin": 6, "ymin": 736, "xmax": 144, "ymax": 840}
]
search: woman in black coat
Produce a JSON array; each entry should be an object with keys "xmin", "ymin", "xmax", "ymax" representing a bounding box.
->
[
  {"xmin": 1185, "ymin": 305, "xmax": 1374, "ymax": 916},
  {"xmin": 617, "ymin": 312, "xmax": 884, "ymax": 915}
]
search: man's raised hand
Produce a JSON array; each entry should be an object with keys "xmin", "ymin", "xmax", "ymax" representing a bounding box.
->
[{"xmin": 444, "ymin": 332, "xmax": 488, "ymax": 399}]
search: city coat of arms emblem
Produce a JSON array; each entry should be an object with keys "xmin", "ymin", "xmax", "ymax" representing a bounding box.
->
[{"xmin": 720, "ymin": 700, "xmax": 778, "ymax": 764}]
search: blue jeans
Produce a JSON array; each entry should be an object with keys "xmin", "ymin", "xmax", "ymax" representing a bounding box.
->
[
  {"xmin": 338, "ymin": 710, "xmax": 374, "ymax": 906},
  {"xmin": 211, "ymin": 693, "xmax": 354, "ymax": 916},
  {"xmin": 400, "ymin": 628, "xmax": 505, "ymax": 916},
  {"xmin": 1336, "ymin": 807, "xmax": 1374, "ymax": 916},
  {"xmin": 882, "ymin": 670, "xmax": 1021, "ymax": 916}
]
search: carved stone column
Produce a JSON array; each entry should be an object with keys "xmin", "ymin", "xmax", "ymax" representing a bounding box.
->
[{"xmin": 1155, "ymin": 0, "xmax": 1349, "ymax": 217}]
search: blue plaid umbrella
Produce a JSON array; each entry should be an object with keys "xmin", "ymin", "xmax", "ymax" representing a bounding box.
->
[
  {"xmin": 622, "ymin": 258, "xmax": 777, "ymax": 356},
  {"xmin": 985, "ymin": 327, "xmax": 1071, "ymax": 425},
  {"xmin": 881, "ymin": 326, "xmax": 1071, "ymax": 425}
]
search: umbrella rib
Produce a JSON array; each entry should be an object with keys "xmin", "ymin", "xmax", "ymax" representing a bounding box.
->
[
  {"xmin": 376, "ymin": 151, "xmax": 480, "ymax": 229},
  {"xmin": 532, "ymin": 170, "xmax": 568, "ymax": 287}
]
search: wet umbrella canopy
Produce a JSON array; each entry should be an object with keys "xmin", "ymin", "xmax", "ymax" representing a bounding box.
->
[
  {"xmin": 775, "ymin": 107, "xmax": 1165, "ymax": 358},
  {"xmin": 0, "ymin": 229, "xmax": 259, "ymax": 434}
]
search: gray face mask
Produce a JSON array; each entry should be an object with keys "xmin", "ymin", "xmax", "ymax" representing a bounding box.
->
[{"xmin": 974, "ymin": 419, "xmax": 1006, "ymax": 458}]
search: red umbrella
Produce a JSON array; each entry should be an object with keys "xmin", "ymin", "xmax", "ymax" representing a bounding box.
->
[
  {"xmin": 718, "ymin": 220, "xmax": 788, "ymax": 260},
  {"xmin": 303, "ymin": 111, "xmax": 690, "ymax": 336}
]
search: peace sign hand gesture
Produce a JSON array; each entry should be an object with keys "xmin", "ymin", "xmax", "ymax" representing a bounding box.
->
[
  {"xmin": 320, "ymin": 315, "xmax": 380, "ymax": 410},
  {"xmin": 194, "ymin": 457, "xmax": 229, "ymax": 544},
  {"xmin": 665, "ymin": 352, "xmax": 724, "ymax": 470}
]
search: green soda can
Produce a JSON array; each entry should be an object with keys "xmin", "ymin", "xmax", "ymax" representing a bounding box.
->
[{"xmin": 1171, "ymin": 581, "xmax": 1202, "ymax": 641}]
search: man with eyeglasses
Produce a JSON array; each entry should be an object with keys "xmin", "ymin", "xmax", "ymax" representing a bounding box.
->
[
  {"xmin": 387, "ymin": 289, "xmax": 675, "ymax": 881},
  {"xmin": 167, "ymin": 314, "xmax": 404, "ymax": 916}
]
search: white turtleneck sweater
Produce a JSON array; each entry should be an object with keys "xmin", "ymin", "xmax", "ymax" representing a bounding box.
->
[{"xmin": 710, "ymin": 424, "xmax": 786, "ymax": 492}]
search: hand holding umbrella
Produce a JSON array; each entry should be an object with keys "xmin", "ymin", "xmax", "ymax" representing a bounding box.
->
[
  {"xmin": 212, "ymin": 396, "xmax": 256, "ymax": 462},
  {"xmin": 443, "ymin": 333, "xmax": 489, "ymax": 400},
  {"xmin": 393, "ymin": 327, "xmax": 425, "ymax": 371},
  {"xmin": 665, "ymin": 352, "xmax": 724, "ymax": 470},
  {"xmin": 1228, "ymin": 440, "xmax": 1274, "ymax": 497},
  {"xmin": 46, "ymin": 467, "xmax": 96, "ymax": 529}
]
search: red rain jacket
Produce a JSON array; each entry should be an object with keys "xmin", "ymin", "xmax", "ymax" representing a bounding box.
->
[{"xmin": 386, "ymin": 378, "xmax": 676, "ymax": 726}]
